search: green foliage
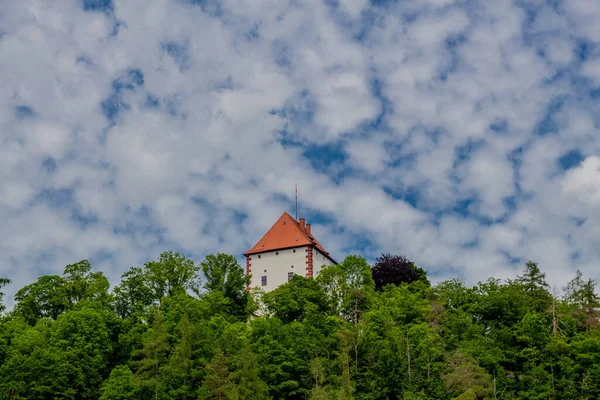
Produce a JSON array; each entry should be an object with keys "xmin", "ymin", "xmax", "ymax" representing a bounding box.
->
[
  {"xmin": 144, "ymin": 251, "xmax": 200, "ymax": 299},
  {"xmin": 12, "ymin": 260, "xmax": 111, "ymax": 325},
  {"xmin": 113, "ymin": 266, "xmax": 154, "ymax": 319},
  {"xmin": 13, "ymin": 275, "xmax": 69, "ymax": 324},
  {"xmin": 99, "ymin": 365, "xmax": 135, "ymax": 400},
  {"xmin": 443, "ymin": 351, "xmax": 492, "ymax": 400},
  {"xmin": 317, "ymin": 255, "xmax": 374, "ymax": 324},
  {"xmin": 264, "ymin": 275, "xmax": 330, "ymax": 323},
  {"xmin": 1, "ymin": 255, "xmax": 600, "ymax": 399},
  {"xmin": 201, "ymin": 253, "xmax": 250, "ymax": 318},
  {"xmin": 0, "ymin": 278, "xmax": 10, "ymax": 314}
]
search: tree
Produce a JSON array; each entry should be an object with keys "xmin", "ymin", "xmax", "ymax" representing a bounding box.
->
[
  {"xmin": 200, "ymin": 348, "xmax": 232, "ymax": 400},
  {"xmin": 0, "ymin": 277, "xmax": 10, "ymax": 314},
  {"xmin": 201, "ymin": 253, "xmax": 250, "ymax": 318},
  {"xmin": 113, "ymin": 266, "xmax": 154, "ymax": 318},
  {"xmin": 13, "ymin": 275, "xmax": 69, "ymax": 324},
  {"xmin": 134, "ymin": 308, "xmax": 171, "ymax": 399},
  {"xmin": 263, "ymin": 275, "xmax": 330, "ymax": 323},
  {"xmin": 340, "ymin": 255, "xmax": 375, "ymax": 324},
  {"xmin": 162, "ymin": 312, "xmax": 202, "ymax": 400},
  {"xmin": 443, "ymin": 351, "xmax": 492, "ymax": 400},
  {"xmin": 371, "ymin": 254, "xmax": 429, "ymax": 291},
  {"xmin": 317, "ymin": 256, "xmax": 374, "ymax": 323},
  {"xmin": 515, "ymin": 261, "xmax": 552, "ymax": 314},
  {"xmin": 13, "ymin": 261, "xmax": 111, "ymax": 325},
  {"xmin": 63, "ymin": 260, "xmax": 111, "ymax": 306},
  {"xmin": 144, "ymin": 251, "xmax": 200, "ymax": 300},
  {"xmin": 51, "ymin": 307, "xmax": 115, "ymax": 399},
  {"xmin": 228, "ymin": 343, "xmax": 269, "ymax": 400},
  {"xmin": 0, "ymin": 322, "xmax": 80, "ymax": 399},
  {"xmin": 563, "ymin": 270, "xmax": 600, "ymax": 331},
  {"xmin": 99, "ymin": 365, "xmax": 135, "ymax": 400}
]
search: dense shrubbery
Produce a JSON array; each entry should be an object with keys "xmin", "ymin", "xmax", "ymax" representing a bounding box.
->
[{"xmin": 1, "ymin": 252, "xmax": 599, "ymax": 399}]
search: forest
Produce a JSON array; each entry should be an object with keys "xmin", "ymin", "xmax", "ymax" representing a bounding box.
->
[{"xmin": 0, "ymin": 251, "xmax": 599, "ymax": 400}]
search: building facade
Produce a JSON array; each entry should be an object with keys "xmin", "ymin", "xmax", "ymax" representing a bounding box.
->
[{"xmin": 244, "ymin": 212, "xmax": 336, "ymax": 292}]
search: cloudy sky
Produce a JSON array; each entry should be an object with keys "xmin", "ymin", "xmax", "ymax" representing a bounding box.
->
[{"xmin": 1, "ymin": 0, "xmax": 600, "ymax": 305}]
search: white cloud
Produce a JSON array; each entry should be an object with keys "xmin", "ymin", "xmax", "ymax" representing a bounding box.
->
[
  {"xmin": 1, "ymin": 0, "xmax": 600, "ymax": 309},
  {"xmin": 581, "ymin": 59, "xmax": 600, "ymax": 85},
  {"xmin": 561, "ymin": 156, "xmax": 600, "ymax": 206}
]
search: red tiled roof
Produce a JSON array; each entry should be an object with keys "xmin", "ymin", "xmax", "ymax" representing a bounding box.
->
[{"xmin": 244, "ymin": 212, "xmax": 335, "ymax": 262}]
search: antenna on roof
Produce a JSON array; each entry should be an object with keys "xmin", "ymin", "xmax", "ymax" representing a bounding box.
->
[{"xmin": 295, "ymin": 184, "xmax": 298, "ymax": 221}]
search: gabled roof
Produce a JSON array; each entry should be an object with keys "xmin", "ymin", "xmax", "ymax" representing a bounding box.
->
[{"xmin": 244, "ymin": 212, "xmax": 336, "ymax": 263}]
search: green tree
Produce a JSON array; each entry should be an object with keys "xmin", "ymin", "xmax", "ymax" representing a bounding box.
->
[
  {"xmin": 162, "ymin": 312, "xmax": 200, "ymax": 400},
  {"xmin": 13, "ymin": 275, "xmax": 69, "ymax": 324},
  {"xmin": 201, "ymin": 253, "xmax": 249, "ymax": 318},
  {"xmin": 263, "ymin": 275, "xmax": 330, "ymax": 323},
  {"xmin": 144, "ymin": 251, "xmax": 200, "ymax": 300},
  {"xmin": 99, "ymin": 365, "xmax": 135, "ymax": 400},
  {"xmin": 51, "ymin": 307, "xmax": 116, "ymax": 399},
  {"xmin": 200, "ymin": 348, "xmax": 232, "ymax": 400},
  {"xmin": 113, "ymin": 266, "xmax": 154, "ymax": 318},
  {"xmin": 13, "ymin": 261, "xmax": 111, "ymax": 325},
  {"xmin": 317, "ymin": 256, "xmax": 374, "ymax": 324},
  {"xmin": 515, "ymin": 261, "xmax": 552, "ymax": 314},
  {"xmin": 443, "ymin": 351, "xmax": 492, "ymax": 400},
  {"xmin": 228, "ymin": 343, "xmax": 269, "ymax": 400},
  {"xmin": 63, "ymin": 260, "xmax": 111, "ymax": 307},
  {"xmin": 563, "ymin": 270, "xmax": 600, "ymax": 331},
  {"xmin": 134, "ymin": 307, "xmax": 171, "ymax": 399},
  {"xmin": 0, "ymin": 277, "xmax": 9, "ymax": 314}
]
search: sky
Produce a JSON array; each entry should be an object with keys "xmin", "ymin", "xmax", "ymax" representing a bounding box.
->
[{"xmin": 2, "ymin": 0, "xmax": 600, "ymax": 307}]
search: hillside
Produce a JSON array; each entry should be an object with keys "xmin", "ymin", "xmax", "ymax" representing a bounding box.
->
[{"xmin": 0, "ymin": 251, "xmax": 599, "ymax": 399}]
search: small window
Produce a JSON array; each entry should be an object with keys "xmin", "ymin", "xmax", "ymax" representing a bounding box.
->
[
  {"xmin": 264, "ymin": 269, "xmax": 267, "ymax": 273},
  {"xmin": 261, "ymin": 276, "xmax": 267, "ymax": 286},
  {"xmin": 293, "ymin": 249, "xmax": 296, "ymax": 253},
  {"xmin": 291, "ymin": 265, "xmax": 294, "ymax": 269},
  {"xmin": 258, "ymin": 255, "xmax": 261, "ymax": 258},
  {"xmin": 275, "ymin": 251, "xmax": 279, "ymax": 255},
  {"xmin": 288, "ymin": 272, "xmax": 294, "ymax": 281}
]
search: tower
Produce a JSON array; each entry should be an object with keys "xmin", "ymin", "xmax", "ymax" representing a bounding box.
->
[{"xmin": 244, "ymin": 212, "xmax": 336, "ymax": 292}]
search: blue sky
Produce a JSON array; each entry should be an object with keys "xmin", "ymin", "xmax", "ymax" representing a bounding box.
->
[{"xmin": 1, "ymin": 0, "xmax": 600, "ymax": 306}]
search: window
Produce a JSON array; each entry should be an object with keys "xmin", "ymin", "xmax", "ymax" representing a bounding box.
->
[
  {"xmin": 261, "ymin": 276, "xmax": 267, "ymax": 286},
  {"xmin": 291, "ymin": 265, "xmax": 294, "ymax": 269},
  {"xmin": 275, "ymin": 251, "xmax": 279, "ymax": 255},
  {"xmin": 293, "ymin": 249, "xmax": 296, "ymax": 253},
  {"xmin": 258, "ymin": 255, "xmax": 261, "ymax": 258},
  {"xmin": 288, "ymin": 272, "xmax": 294, "ymax": 281}
]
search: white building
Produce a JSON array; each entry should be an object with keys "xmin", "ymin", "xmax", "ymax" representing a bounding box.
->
[{"xmin": 244, "ymin": 212, "xmax": 337, "ymax": 292}]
